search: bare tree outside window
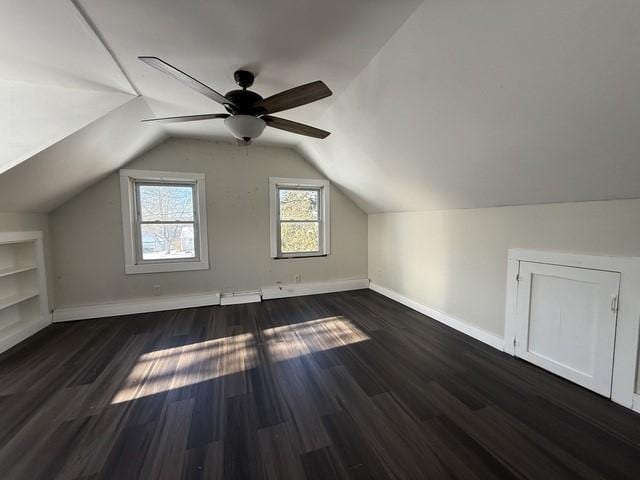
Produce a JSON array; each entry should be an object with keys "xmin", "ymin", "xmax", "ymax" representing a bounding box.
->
[{"xmin": 136, "ymin": 183, "xmax": 197, "ymax": 260}]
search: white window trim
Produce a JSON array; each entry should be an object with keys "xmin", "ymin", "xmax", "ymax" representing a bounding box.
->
[
  {"xmin": 120, "ymin": 169, "xmax": 209, "ymax": 274},
  {"xmin": 269, "ymin": 177, "xmax": 330, "ymax": 259}
]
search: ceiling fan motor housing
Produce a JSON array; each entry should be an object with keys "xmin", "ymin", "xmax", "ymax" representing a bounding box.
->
[{"xmin": 224, "ymin": 89, "xmax": 263, "ymax": 114}]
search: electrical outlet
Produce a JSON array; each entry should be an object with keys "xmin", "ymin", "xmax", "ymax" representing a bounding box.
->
[
  {"xmin": 152, "ymin": 285, "xmax": 162, "ymax": 296},
  {"xmin": 294, "ymin": 274, "xmax": 301, "ymax": 284}
]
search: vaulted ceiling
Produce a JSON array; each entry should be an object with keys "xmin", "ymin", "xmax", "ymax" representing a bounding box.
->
[
  {"xmin": 78, "ymin": 0, "xmax": 421, "ymax": 144},
  {"xmin": 0, "ymin": 0, "xmax": 136, "ymax": 174},
  {"xmin": 3, "ymin": 0, "xmax": 640, "ymax": 214},
  {"xmin": 299, "ymin": 0, "xmax": 640, "ymax": 212},
  {"xmin": 1, "ymin": 0, "xmax": 419, "ymax": 212}
]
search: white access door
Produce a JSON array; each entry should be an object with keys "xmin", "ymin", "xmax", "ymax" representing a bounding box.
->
[{"xmin": 515, "ymin": 262, "xmax": 620, "ymax": 396}]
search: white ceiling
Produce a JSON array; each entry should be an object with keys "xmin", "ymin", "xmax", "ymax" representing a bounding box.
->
[
  {"xmin": 300, "ymin": 0, "xmax": 640, "ymax": 212},
  {"xmin": 0, "ymin": 0, "xmax": 136, "ymax": 174},
  {"xmin": 78, "ymin": 0, "xmax": 422, "ymax": 145},
  {"xmin": 0, "ymin": 0, "xmax": 133, "ymax": 93},
  {"xmin": 0, "ymin": 97, "xmax": 166, "ymax": 212},
  {"xmin": 4, "ymin": 0, "xmax": 640, "ymax": 215},
  {"xmin": 1, "ymin": 0, "xmax": 420, "ymax": 212},
  {"xmin": 0, "ymin": 82, "xmax": 132, "ymax": 174}
]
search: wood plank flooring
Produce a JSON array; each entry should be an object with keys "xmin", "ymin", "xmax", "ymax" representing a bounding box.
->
[{"xmin": 1, "ymin": 289, "xmax": 639, "ymax": 479}]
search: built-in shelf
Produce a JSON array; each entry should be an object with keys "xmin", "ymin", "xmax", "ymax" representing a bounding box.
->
[
  {"xmin": 0, "ymin": 314, "xmax": 49, "ymax": 354},
  {"xmin": 0, "ymin": 313, "xmax": 44, "ymax": 334},
  {"xmin": 0, "ymin": 231, "xmax": 49, "ymax": 354},
  {"xmin": 0, "ymin": 264, "xmax": 37, "ymax": 279},
  {"xmin": 0, "ymin": 290, "xmax": 40, "ymax": 311}
]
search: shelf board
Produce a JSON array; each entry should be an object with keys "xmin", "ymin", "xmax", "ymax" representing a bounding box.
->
[
  {"xmin": 0, "ymin": 265, "xmax": 37, "ymax": 279},
  {"xmin": 0, "ymin": 291, "xmax": 40, "ymax": 311},
  {"xmin": 0, "ymin": 314, "xmax": 48, "ymax": 354}
]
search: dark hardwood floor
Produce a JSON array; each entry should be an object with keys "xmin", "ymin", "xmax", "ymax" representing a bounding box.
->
[{"xmin": 1, "ymin": 290, "xmax": 639, "ymax": 479}]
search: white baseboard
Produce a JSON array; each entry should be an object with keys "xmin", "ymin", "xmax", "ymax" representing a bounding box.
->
[
  {"xmin": 220, "ymin": 290, "xmax": 262, "ymax": 306},
  {"xmin": 53, "ymin": 291, "xmax": 221, "ymax": 323},
  {"xmin": 261, "ymin": 278, "xmax": 370, "ymax": 300},
  {"xmin": 633, "ymin": 394, "xmax": 640, "ymax": 414},
  {"xmin": 52, "ymin": 279, "xmax": 370, "ymax": 323},
  {"xmin": 369, "ymin": 282, "xmax": 504, "ymax": 351}
]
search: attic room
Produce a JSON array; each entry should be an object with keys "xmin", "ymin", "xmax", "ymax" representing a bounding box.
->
[{"xmin": 1, "ymin": 0, "xmax": 640, "ymax": 478}]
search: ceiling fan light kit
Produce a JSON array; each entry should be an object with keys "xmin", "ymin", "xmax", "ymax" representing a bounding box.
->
[
  {"xmin": 138, "ymin": 57, "xmax": 332, "ymax": 144},
  {"xmin": 224, "ymin": 115, "xmax": 266, "ymax": 143}
]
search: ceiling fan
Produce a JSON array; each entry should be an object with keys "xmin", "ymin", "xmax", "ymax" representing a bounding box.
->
[{"xmin": 138, "ymin": 56, "xmax": 332, "ymax": 144}]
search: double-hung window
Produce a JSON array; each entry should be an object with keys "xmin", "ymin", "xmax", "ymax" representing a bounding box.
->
[
  {"xmin": 120, "ymin": 169, "xmax": 209, "ymax": 274},
  {"xmin": 269, "ymin": 177, "xmax": 330, "ymax": 258}
]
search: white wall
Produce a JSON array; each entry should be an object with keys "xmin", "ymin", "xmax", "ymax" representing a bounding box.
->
[
  {"xmin": 51, "ymin": 138, "xmax": 367, "ymax": 307},
  {"xmin": 0, "ymin": 212, "xmax": 54, "ymax": 309},
  {"xmin": 368, "ymin": 199, "xmax": 640, "ymax": 392}
]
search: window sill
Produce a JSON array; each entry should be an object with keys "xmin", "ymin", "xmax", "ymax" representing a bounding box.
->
[
  {"xmin": 125, "ymin": 259, "xmax": 209, "ymax": 275},
  {"xmin": 273, "ymin": 254, "xmax": 328, "ymax": 260}
]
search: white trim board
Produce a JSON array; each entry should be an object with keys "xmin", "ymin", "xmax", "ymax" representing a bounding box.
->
[
  {"xmin": 53, "ymin": 291, "xmax": 221, "ymax": 322},
  {"xmin": 633, "ymin": 394, "xmax": 640, "ymax": 414},
  {"xmin": 220, "ymin": 290, "xmax": 262, "ymax": 306},
  {"xmin": 53, "ymin": 279, "xmax": 370, "ymax": 322},
  {"xmin": 504, "ymin": 248, "xmax": 640, "ymax": 409},
  {"xmin": 262, "ymin": 278, "xmax": 369, "ymax": 300},
  {"xmin": 369, "ymin": 283, "xmax": 505, "ymax": 351}
]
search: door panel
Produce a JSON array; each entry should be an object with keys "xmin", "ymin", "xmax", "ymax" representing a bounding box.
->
[{"xmin": 515, "ymin": 262, "xmax": 619, "ymax": 396}]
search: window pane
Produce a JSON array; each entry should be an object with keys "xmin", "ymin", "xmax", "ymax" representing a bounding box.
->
[
  {"xmin": 279, "ymin": 189, "xmax": 318, "ymax": 221},
  {"xmin": 138, "ymin": 184, "xmax": 194, "ymax": 221},
  {"xmin": 141, "ymin": 224, "xmax": 196, "ymax": 260},
  {"xmin": 280, "ymin": 222, "xmax": 320, "ymax": 253}
]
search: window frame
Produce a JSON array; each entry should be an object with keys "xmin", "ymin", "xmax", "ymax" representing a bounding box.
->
[
  {"xmin": 133, "ymin": 180, "xmax": 199, "ymax": 264},
  {"xmin": 120, "ymin": 169, "xmax": 209, "ymax": 274},
  {"xmin": 269, "ymin": 177, "xmax": 330, "ymax": 259}
]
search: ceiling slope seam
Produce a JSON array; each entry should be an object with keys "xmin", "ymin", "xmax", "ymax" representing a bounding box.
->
[{"xmin": 68, "ymin": 0, "xmax": 141, "ymax": 96}]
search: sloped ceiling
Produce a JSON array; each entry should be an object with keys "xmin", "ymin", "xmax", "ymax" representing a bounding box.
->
[
  {"xmin": 0, "ymin": 0, "xmax": 136, "ymax": 174},
  {"xmin": 78, "ymin": 0, "xmax": 422, "ymax": 145},
  {"xmin": 1, "ymin": 0, "xmax": 420, "ymax": 213},
  {"xmin": 0, "ymin": 97, "xmax": 166, "ymax": 212},
  {"xmin": 4, "ymin": 0, "xmax": 640, "ymax": 215},
  {"xmin": 299, "ymin": 0, "xmax": 640, "ymax": 213}
]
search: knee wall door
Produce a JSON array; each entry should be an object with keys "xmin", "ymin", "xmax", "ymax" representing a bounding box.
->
[{"xmin": 515, "ymin": 261, "xmax": 620, "ymax": 396}]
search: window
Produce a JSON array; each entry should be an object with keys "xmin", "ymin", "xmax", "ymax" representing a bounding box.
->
[
  {"xmin": 269, "ymin": 177, "xmax": 330, "ymax": 258},
  {"xmin": 120, "ymin": 169, "xmax": 209, "ymax": 274}
]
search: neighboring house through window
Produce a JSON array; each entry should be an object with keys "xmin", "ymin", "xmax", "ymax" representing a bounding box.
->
[
  {"xmin": 120, "ymin": 169, "xmax": 209, "ymax": 274},
  {"xmin": 269, "ymin": 177, "xmax": 330, "ymax": 258}
]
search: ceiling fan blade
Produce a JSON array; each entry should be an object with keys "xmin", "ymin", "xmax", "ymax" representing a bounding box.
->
[
  {"xmin": 263, "ymin": 115, "xmax": 330, "ymax": 139},
  {"xmin": 139, "ymin": 56, "xmax": 236, "ymax": 109},
  {"xmin": 141, "ymin": 113, "xmax": 229, "ymax": 123},
  {"xmin": 254, "ymin": 81, "xmax": 332, "ymax": 114}
]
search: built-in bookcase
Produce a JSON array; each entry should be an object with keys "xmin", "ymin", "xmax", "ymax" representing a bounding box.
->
[{"xmin": 0, "ymin": 232, "xmax": 49, "ymax": 354}]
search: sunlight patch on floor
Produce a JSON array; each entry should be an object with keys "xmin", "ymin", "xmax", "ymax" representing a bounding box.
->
[
  {"xmin": 110, "ymin": 316, "xmax": 369, "ymax": 404},
  {"xmin": 111, "ymin": 332, "xmax": 255, "ymax": 404},
  {"xmin": 263, "ymin": 316, "xmax": 370, "ymax": 362}
]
